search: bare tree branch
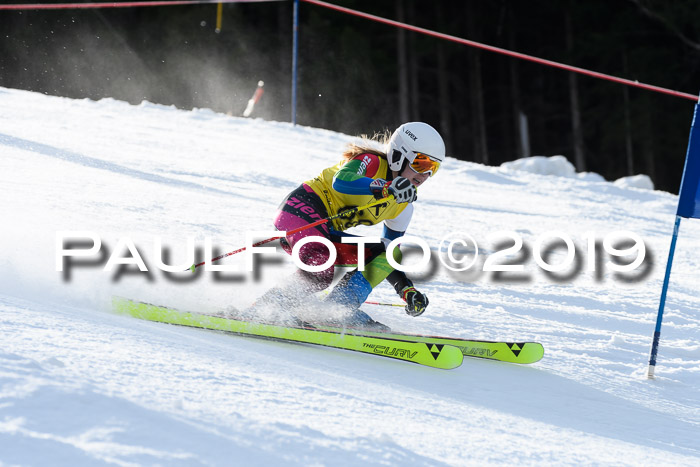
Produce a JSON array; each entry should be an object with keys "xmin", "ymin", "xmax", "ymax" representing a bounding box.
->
[{"xmin": 628, "ymin": 0, "xmax": 700, "ymax": 52}]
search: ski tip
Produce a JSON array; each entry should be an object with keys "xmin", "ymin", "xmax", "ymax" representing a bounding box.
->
[
  {"xmin": 411, "ymin": 342, "xmax": 463, "ymax": 370},
  {"xmin": 434, "ymin": 343, "xmax": 464, "ymax": 370}
]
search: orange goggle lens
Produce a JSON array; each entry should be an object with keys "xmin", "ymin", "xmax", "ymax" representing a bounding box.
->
[{"xmin": 410, "ymin": 153, "xmax": 441, "ymax": 176}]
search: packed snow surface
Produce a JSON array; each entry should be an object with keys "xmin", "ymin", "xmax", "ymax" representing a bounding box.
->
[
  {"xmin": 1, "ymin": 87, "xmax": 700, "ymax": 466},
  {"xmin": 614, "ymin": 174, "xmax": 655, "ymax": 190}
]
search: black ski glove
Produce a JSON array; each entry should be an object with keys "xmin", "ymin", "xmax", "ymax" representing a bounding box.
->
[
  {"xmin": 370, "ymin": 177, "xmax": 417, "ymax": 203},
  {"xmin": 400, "ymin": 285, "xmax": 429, "ymax": 317}
]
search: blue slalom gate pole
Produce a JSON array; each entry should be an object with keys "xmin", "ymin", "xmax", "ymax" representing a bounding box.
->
[
  {"xmin": 647, "ymin": 96, "xmax": 700, "ymax": 379},
  {"xmin": 291, "ymin": 0, "xmax": 299, "ymax": 126},
  {"xmin": 647, "ymin": 215, "xmax": 682, "ymax": 379}
]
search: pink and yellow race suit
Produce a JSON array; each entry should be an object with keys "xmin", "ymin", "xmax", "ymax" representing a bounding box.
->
[{"xmin": 272, "ymin": 153, "xmax": 413, "ymax": 305}]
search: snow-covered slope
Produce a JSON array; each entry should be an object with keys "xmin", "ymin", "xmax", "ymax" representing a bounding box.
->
[{"xmin": 1, "ymin": 87, "xmax": 699, "ymax": 466}]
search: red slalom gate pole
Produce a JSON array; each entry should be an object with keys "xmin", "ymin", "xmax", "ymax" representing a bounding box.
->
[{"xmin": 189, "ymin": 196, "xmax": 392, "ymax": 272}]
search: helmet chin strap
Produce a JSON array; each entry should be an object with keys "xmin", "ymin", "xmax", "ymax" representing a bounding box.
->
[{"xmin": 399, "ymin": 158, "xmax": 409, "ymax": 176}]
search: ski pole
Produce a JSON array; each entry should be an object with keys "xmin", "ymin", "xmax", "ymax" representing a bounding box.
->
[
  {"xmin": 364, "ymin": 300, "xmax": 404, "ymax": 307},
  {"xmin": 319, "ymin": 290, "xmax": 403, "ymax": 308},
  {"xmin": 189, "ymin": 195, "xmax": 393, "ymax": 272}
]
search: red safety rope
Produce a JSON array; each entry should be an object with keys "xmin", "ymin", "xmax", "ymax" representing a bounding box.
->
[
  {"xmin": 3, "ymin": 0, "xmax": 696, "ymax": 101},
  {"xmin": 0, "ymin": 0, "xmax": 279, "ymax": 10}
]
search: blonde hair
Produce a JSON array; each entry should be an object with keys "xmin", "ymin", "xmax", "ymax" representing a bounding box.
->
[{"xmin": 341, "ymin": 130, "xmax": 391, "ymax": 162}]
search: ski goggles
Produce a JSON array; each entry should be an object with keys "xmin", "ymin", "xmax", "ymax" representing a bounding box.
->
[{"xmin": 410, "ymin": 152, "xmax": 441, "ymax": 176}]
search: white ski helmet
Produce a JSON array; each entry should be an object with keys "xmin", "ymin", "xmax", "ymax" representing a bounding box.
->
[{"xmin": 386, "ymin": 122, "xmax": 445, "ymax": 174}]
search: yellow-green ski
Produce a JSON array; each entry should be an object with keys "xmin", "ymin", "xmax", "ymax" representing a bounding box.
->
[
  {"xmin": 314, "ymin": 325, "xmax": 544, "ymax": 364},
  {"xmin": 112, "ymin": 297, "xmax": 463, "ymax": 370}
]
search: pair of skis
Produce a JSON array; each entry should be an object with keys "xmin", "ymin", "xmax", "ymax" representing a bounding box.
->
[{"xmin": 112, "ymin": 297, "xmax": 544, "ymax": 370}]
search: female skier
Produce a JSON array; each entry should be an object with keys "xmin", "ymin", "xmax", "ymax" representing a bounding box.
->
[{"xmin": 255, "ymin": 121, "xmax": 445, "ymax": 329}]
